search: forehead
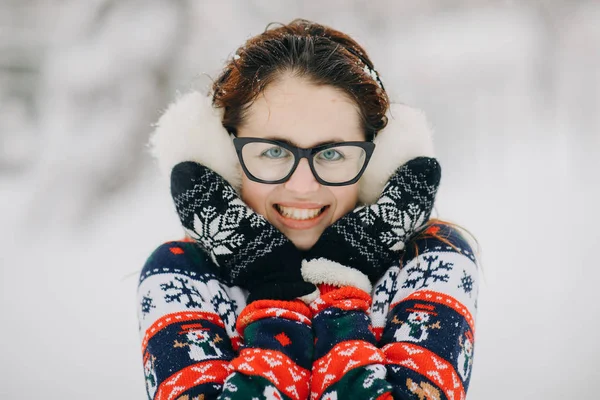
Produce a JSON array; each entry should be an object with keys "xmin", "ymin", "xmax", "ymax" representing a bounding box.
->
[{"xmin": 238, "ymin": 75, "xmax": 364, "ymax": 146}]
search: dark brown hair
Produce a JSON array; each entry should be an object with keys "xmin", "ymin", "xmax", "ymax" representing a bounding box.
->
[{"xmin": 211, "ymin": 19, "xmax": 389, "ymax": 141}]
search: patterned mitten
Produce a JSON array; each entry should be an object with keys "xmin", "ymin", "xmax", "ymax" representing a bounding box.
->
[
  {"xmin": 171, "ymin": 161, "xmax": 317, "ymax": 303},
  {"xmin": 221, "ymin": 300, "xmax": 313, "ymax": 399},
  {"xmin": 309, "ymin": 285, "xmax": 393, "ymax": 399},
  {"xmin": 302, "ymin": 157, "xmax": 441, "ymax": 292}
]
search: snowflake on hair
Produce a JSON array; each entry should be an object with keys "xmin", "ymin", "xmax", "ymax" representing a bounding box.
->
[{"xmin": 362, "ymin": 64, "xmax": 382, "ymax": 88}]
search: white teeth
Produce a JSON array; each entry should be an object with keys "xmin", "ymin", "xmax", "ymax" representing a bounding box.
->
[{"xmin": 276, "ymin": 205, "xmax": 325, "ymax": 220}]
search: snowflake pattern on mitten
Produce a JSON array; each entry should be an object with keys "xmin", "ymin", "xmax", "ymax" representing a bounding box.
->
[
  {"xmin": 171, "ymin": 162, "xmax": 286, "ymax": 280},
  {"xmin": 303, "ymin": 157, "xmax": 441, "ymax": 288},
  {"xmin": 171, "ymin": 161, "xmax": 316, "ymax": 301}
]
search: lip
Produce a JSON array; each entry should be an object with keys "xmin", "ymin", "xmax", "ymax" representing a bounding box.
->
[
  {"xmin": 271, "ymin": 203, "xmax": 330, "ymax": 230},
  {"xmin": 274, "ymin": 202, "xmax": 327, "ymax": 209}
]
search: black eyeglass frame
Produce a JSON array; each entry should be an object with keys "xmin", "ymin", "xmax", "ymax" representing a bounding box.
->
[{"xmin": 233, "ymin": 137, "xmax": 375, "ymax": 186}]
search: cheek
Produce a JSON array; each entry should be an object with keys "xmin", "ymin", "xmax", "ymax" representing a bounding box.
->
[
  {"xmin": 240, "ymin": 176, "xmax": 272, "ymax": 217},
  {"xmin": 330, "ymin": 184, "xmax": 359, "ymax": 222}
]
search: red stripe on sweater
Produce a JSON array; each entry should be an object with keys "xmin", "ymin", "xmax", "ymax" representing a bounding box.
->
[
  {"xmin": 311, "ymin": 340, "xmax": 385, "ymax": 399},
  {"xmin": 142, "ymin": 311, "xmax": 225, "ymax": 353},
  {"xmin": 309, "ymin": 286, "xmax": 371, "ymax": 316},
  {"xmin": 155, "ymin": 360, "xmax": 231, "ymax": 400},
  {"xmin": 391, "ymin": 290, "xmax": 475, "ymax": 334},
  {"xmin": 230, "ymin": 348, "xmax": 310, "ymax": 400},
  {"xmin": 383, "ymin": 342, "xmax": 466, "ymax": 400},
  {"xmin": 235, "ymin": 299, "xmax": 312, "ymax": 334}
]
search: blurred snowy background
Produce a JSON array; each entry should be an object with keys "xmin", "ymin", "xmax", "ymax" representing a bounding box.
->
[{"xmin": 1, "ymin": 0, "xmax": 599, "ymax": 399}]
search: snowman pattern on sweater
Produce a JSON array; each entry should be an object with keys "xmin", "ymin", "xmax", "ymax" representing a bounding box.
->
[
  {"xmin": 138, "ymin": 222, "xmax": 479, "ymax": 399},
  {"xmin": 143, "ymin": 351, "xmax": 158, "ymax": 399},
  {"xmin": 457, "ymin": 330, "xmax": 475, "ymax": 381},
  {"xmin": 392, "ymin": 303, "xmax": 441, "ymax": 343},
  {"xmin": 173, "ymin": 323, "xmax": 224, "ymax": 361}
]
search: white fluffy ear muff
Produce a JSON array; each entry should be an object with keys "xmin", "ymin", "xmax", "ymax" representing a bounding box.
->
[
  {"xmin": 149, "ymin": 91, "xmax": 242, "ymax": 191},
  {"xmin": 358, "ymin": 103, "xmax": 435, "ymax": 205}
]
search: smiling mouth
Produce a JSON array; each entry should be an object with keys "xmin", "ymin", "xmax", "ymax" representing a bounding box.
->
[{"xmin": 274, "ymin": 204, "xmax": 329, "ymax": 220}]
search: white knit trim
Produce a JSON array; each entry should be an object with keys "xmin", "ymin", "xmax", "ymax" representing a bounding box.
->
[
  {"xmin": 301, "ymin": 258, "xmax": 372, "ymax": 293},
  {"xmin": 149, "ymin": 91, "xmax": 242, "ymax": 191},
  {"xmin": 298, "ymin": 288, "xmax": 321, "ymax": 305},
  {"xmin": 358, "ymin": 103, "xmax": 435, "ymax": 205}
]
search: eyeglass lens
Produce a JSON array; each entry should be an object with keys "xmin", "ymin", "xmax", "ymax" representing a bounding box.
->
[{"xmin": 240, "ymin": 142, "xmax": 367, "ymax": 184}]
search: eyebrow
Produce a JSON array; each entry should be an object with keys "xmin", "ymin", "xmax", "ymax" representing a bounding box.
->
[{"xmin": 262, "ymin": 136, "xmax": 346, "ymax": 148}]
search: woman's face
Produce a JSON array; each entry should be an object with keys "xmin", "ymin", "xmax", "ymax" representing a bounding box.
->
[{"xmin": 237, "ymin": 74, "xmax": 364, "ymax": 250}]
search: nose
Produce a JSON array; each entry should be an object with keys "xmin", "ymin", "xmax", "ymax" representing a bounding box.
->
[{"xmin": 283, "ymin": 158, "xmax": 320, "ymax": 193}]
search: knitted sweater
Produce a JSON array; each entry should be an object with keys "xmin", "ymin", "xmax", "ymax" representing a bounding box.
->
[{"xmin": 137, "ymin": 222, "xmax": 478, "ymax": 399}]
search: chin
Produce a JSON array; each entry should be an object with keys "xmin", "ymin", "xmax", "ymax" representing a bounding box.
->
[{"xmin": 287, "ymin": 233, "xmax": 320, "ymax": 251}]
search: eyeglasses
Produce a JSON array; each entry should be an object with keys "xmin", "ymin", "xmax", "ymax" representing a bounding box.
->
[{"xmin": 233, "ymin": 137, "xmax": 375, "ymax": 186}]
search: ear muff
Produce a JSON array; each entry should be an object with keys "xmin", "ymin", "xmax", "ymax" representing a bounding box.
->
[
  {"xmin": 358, "ymin": 103, "xmax": 435, "ymax": 204},
  {"xmin": 150, "ymin": 91, "xmax": 242, "ymax": 192}
]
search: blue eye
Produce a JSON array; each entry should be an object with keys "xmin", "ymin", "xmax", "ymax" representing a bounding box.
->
[
  {"xmin": 317, "ymin": 148, "xmax": 343, "ymax": 161},
  {"xmin": 261, "ymin": 146, "xmax": 289, "ymax": 159}
]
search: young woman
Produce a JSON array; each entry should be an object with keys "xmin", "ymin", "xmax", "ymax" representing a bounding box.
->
[{"xmin": 139, "ymin": 19, "xmax": 479, "ymax": 400}]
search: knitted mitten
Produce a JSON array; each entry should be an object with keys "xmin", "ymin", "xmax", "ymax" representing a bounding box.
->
[
  {"xmin": 222, "ymin": 299, "xmax": 313, "ymax": 399},
  {"xmin": 309, "ymin": 285, "xmax": 393, "ymax": 399},
  {"xmin": 171, "ymin": 161, "xmax": 317, "ymax": 303},
  {"xmin": 302, "ymin": 157, "xmax": 441, "ymax": 292}
]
